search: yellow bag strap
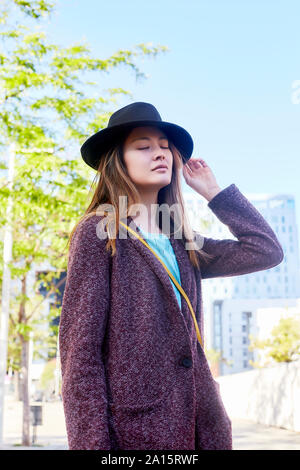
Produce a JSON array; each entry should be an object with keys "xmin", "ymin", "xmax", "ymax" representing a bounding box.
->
[{"xmin": 119, "ymin": 221, "xmax": 203, "ymax": 349}]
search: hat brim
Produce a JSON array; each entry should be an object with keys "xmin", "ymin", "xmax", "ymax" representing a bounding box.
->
[{"xmin": 80, "ymin": 120, "xmax": 193, "ymax": 170}]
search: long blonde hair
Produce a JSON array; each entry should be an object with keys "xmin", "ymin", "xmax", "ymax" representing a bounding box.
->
[{"xmin": 67, "ymin": 129, "xmax": 215, "ymax": 270}]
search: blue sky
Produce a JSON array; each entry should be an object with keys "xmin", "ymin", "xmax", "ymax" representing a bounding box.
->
[{"xmin": 43, "ymin": 0, "xmax": 300, "ymax": 229}]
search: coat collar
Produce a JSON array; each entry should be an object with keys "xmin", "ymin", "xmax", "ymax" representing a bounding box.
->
[{"xmin": 119, "ymin": 216, "xmax": 193, "ymax": 314}]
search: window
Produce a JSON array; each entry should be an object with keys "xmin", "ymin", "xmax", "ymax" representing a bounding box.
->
[
  {"xmin": 242, "ymin": 312, "xmax": 249, "ymax": 321},
  {"xmin": 213, "ymin": 301, "xmax": 223, "ymax": 352}
]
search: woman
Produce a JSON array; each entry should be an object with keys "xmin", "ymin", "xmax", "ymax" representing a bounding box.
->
[{"xmin": 59, "ymin": 102, "xmax": 284, "ymax": 450}]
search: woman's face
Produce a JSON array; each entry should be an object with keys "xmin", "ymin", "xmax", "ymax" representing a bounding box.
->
[{"xmin": 122, "ymin": 126, "xmax": 173, "ymax": 193}]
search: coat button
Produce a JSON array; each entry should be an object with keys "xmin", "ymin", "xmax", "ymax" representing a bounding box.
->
[{"xmin": 180, "ymin": 357, "xmax": 193, "ymax": 368}]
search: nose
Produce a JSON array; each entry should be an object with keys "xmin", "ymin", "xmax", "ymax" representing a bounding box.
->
[
  {"xmin": 154, "ymin": 146, "xmax": 167, "ymax": 159},
  {"xmin": 152, "ymin": 141, "xmax": 170, "ymax": 163}
]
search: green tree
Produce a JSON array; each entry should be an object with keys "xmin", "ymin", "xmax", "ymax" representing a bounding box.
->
[
  {"xmin": 205, "ymin": 347, "xmax": 233, "ymax": 377},
  {"xmin": 39, "ymin": 358, "xmax": 56, "ymax": 399},
  {"xmin": 0, "ymin": 0, "xmax": 168, "ymax": 446},
  {"xmin": 249, "ymin": 316, "xmax": 300, "ymax": 366}
]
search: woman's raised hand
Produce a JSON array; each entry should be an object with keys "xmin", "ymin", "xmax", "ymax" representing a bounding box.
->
[{"xmin": 182, "ymin": 158, "xmax": 222, "ymax": 201}]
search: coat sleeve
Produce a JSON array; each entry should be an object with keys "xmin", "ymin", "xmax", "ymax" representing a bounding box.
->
[
  {"xmin": 194, "ymin": 183, "xmax": 284, "ymax": 279},
  {"xmin": 59, "ymin": 216, "xmax": 112, "ymax": 450}
]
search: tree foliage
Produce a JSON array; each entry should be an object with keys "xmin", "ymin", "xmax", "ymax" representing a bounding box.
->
[
  {"xmin": 249, "ymin": 316, "xmax": 300, "ymax": 365},
  {"xmin": 0, "ymin": 0, "xmax": 169, "ymax": 444},
  {"xmin": 0, "ymin": 0, "xmax": 169, "ymax": 348}
]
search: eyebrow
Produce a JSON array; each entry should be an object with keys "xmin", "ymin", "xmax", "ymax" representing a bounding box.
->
[{"xmin": 131, "ymin": 136, "xmax": 168, "ymax": 143}]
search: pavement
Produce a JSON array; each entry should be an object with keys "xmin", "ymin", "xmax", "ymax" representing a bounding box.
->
[
  {"xmin": 1, "ymin": 396, "xmax": 300, "ymax": 450},
  {"xmin": 232, "ymin": 418, "xmax": 300, "ymax": 450}
]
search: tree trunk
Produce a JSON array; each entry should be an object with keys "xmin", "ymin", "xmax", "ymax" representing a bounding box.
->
[
  {"xmin": 21, "ymin": 338, "xmax": 30, "ymax": 446},
  {"xmin": 13, "ymin": 371, "xmax": 22, "ymax": 401},
  {"xmin": 19, "ymin": 275, "xmax": 30, "ymax": 446}
]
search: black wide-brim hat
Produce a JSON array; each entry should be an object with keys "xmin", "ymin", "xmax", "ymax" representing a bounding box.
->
[{"xmin": 80, "ymin": 101, "xmax": 194, "ymax": 170}]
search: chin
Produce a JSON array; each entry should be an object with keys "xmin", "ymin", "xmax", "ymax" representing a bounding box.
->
[
  {"xmin": 153, "ymin": 173, "xmax": 171, "ymax": 180},
  {"xmin": 158, "ymin": 178, "xmax": 172, "ymax": 188}
]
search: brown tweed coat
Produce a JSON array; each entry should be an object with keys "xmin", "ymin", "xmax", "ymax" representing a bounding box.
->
[{"xmin": 59, "ymin": 183, "xmax": 284, "ymax": 450}]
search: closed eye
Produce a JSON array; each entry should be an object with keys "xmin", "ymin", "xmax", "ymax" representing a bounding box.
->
[{"xmin": 138, "ymin": 147, "xmax": 169, "ymax": 150}]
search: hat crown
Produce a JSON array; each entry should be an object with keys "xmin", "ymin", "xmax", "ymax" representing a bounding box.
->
[{"xmin": 108, "ymin": 102, "xmax": 162, "ymax": 128}]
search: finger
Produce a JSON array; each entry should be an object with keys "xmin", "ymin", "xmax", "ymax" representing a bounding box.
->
[
  {"xmin": 183, "ymin": 163, "xmax": 193, "ymax": 175},
  {"xmin": 184, "ymin": 165, "xmax": 193, "ymax": 175},
  {"xmin": 188, "ymin": 159, "xmax": 198, "ymax": 167},
  {"xmin": 190, "ymin": 159, "xmax": 202, "ymax": 169},
  {"xmin": 189, "ymin": 158, "xmax": 199, "ymax": 164}
]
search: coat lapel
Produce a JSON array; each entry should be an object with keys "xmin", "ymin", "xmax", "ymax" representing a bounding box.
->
[{"xmin": 120, "ymin": 216, "xmax": 194, "ymax": 316}]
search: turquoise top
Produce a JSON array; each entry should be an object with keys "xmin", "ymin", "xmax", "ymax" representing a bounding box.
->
[{"xmin": 138, "ymin": 227, "xmax": 182, "ymax": 310}]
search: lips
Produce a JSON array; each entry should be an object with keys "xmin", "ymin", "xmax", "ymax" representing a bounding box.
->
[{"xmin": 152, "ymin": 164, "xmax": 168, "ymax": 171}]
